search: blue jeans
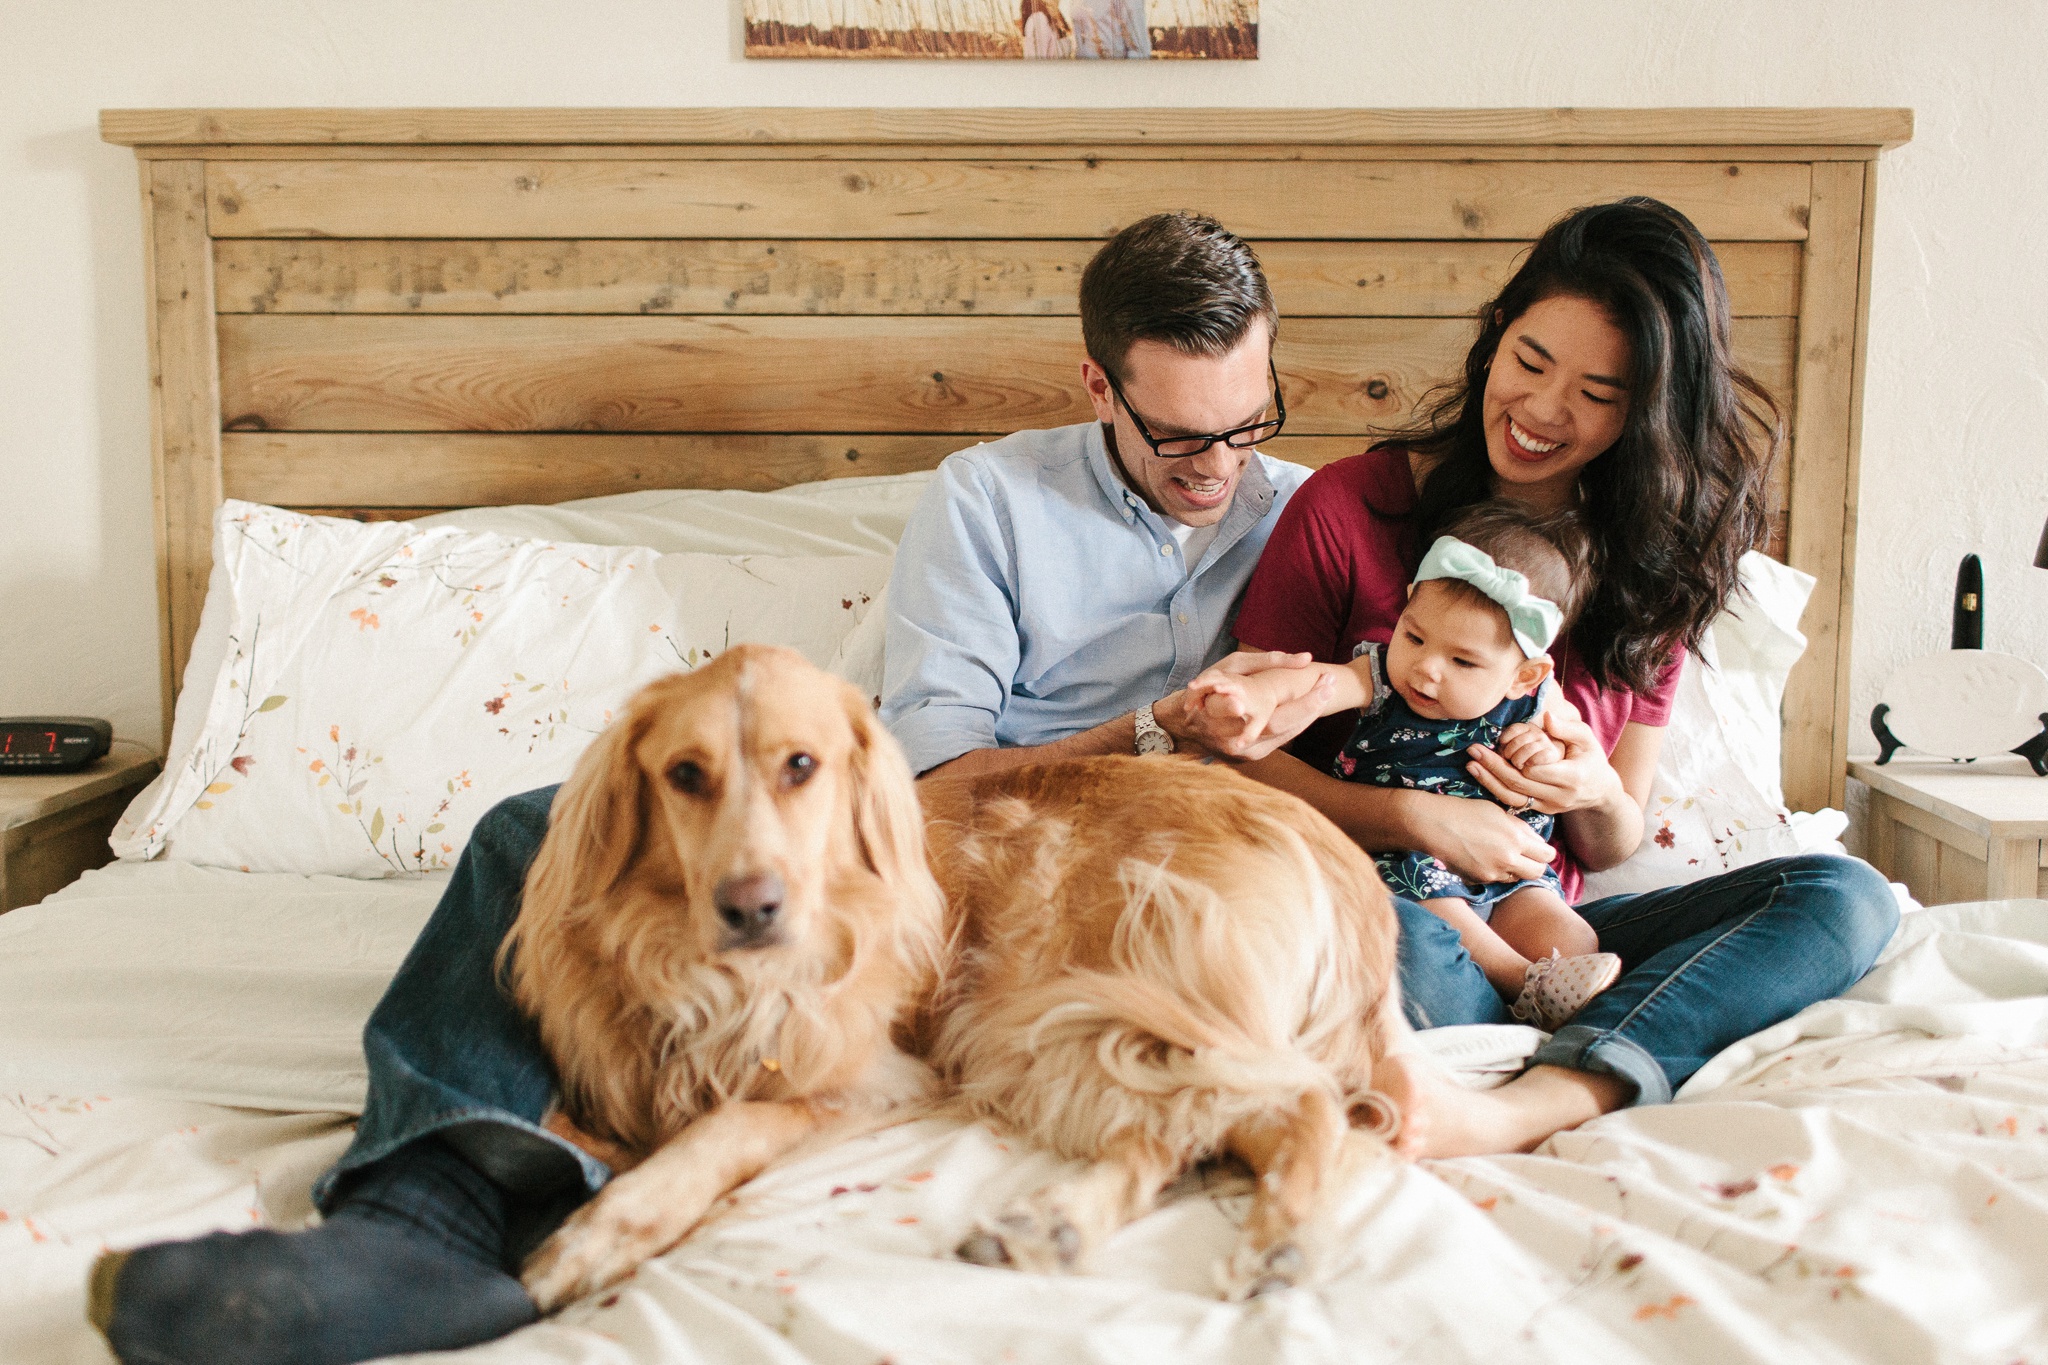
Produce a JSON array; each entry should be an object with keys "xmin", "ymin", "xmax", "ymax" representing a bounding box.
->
[
  {"xmin": 315, "ymin": 784, "xmax": 604, "ymax": 1209},
  {"xmin": 1394, "ymin": 854, "xmax": 1898, "ymax": 1103},
  {"xmin": 319, "ymin": 789, "xmax": 1897, "ymax": 1204}
]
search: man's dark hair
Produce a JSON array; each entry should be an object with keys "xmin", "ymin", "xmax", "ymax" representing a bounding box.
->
[
  {"xmin": 1434, "ymin": 502, "xmax": 1597, "ymax": 633},
  {"xmin": 1079, "ymin": 213, "xmax": 1277, "ymax": 383}
]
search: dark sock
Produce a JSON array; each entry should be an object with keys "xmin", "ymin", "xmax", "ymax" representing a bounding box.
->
[{"xmin": 91, "ymin": 1138, "xmax": 548, "ymax": 1365}]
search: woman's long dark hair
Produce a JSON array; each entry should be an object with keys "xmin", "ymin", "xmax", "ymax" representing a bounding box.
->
[{"xmin": 1383, "ymin": 197, "xmax": 1782, "ymax": 694}]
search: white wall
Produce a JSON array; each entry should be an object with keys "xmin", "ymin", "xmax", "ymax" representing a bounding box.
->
[{"xmin": 6, "ymin": 0, "xmax": 2046, "ymax": 776}]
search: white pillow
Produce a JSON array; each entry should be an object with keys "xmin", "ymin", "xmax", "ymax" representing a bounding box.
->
[
  {"xmin": 117, "ymin": 471, "xmax": 934, "ymax": 849},
  {"xmin": 825, "ymin": 582, "xmax": 890, "ymax": 712},
  {"xmin": 1578, "ymin": 552, "xmax": 1835, "ymax": 899},
  {"xmin": 408, "ymin": 470, "xmax": 932, "ymax": 555},
  {"xmin": 115, "ymin": 502, "xmax": 890, "ymax": 877}
]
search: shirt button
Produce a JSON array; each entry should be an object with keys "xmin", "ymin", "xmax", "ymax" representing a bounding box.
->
[
  {"xmin": 1177, "ymin": 612, "xmax": 1189, "ymax": 624},
  {"xmin": 1160, "ymin": 543, "xmax": 1173, "ymax": 557}
]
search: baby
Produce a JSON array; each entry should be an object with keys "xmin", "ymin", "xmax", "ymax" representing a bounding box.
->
[{"xmin": 1193, "ymin": 503, "xmax": 1622, "ymax": 1031}]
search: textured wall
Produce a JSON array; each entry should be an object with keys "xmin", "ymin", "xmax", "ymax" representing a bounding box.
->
[{"xmin": 4, "ymin": 0, "xmax": 2045, "ymax": 776}]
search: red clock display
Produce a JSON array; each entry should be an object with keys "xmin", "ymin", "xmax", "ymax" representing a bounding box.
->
[
  {"xmin": 2, "ymin": 729, "xmax": 59, "ymax": 756},
  {"xmin": 0, "ymin": 718, "xmax": 111, "ymax": 770}
]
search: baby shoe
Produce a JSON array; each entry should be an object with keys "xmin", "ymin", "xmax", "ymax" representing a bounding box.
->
[{"xmin": 1511, "ymin": 950, "xmax": 1624, "ymax": 1032}]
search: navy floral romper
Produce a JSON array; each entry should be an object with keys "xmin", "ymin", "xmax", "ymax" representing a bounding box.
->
[{"xmin": 1333, "ymin": 642, "xmax": 1562, "ymax": 916}]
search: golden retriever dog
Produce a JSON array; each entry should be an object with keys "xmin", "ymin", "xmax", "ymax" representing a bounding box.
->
[
  {"xmin": 504, "ymin": 645, "xmax": 945, "ymax": 1311},
  {"xmin": 918, "ymin": 757, "xmax": 1406, "ymax": 1297},
  {"xmin": 506, "ymin": 647, "xmax": 1407, "ymax": 1309}
]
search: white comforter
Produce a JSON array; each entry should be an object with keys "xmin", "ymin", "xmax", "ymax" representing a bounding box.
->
[{"xmin": 3, "ymin": 863, "xmax": 2045, "ymax": 1364}]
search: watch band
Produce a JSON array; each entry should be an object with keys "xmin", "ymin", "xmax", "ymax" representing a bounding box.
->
[{"xmin": 1135, "ymin": 702, "xmax": 1175, "ymax": 756}]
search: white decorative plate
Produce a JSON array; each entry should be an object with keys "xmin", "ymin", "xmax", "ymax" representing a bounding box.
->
[{"xmin": 1877, "ymin": 650, "xmax": 2048, "ymax": 759}]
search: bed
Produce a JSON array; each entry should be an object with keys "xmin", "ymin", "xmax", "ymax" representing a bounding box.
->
[{"xmin": 10, "ymin": 104, "xmax": 2046, "ymax": 1363}]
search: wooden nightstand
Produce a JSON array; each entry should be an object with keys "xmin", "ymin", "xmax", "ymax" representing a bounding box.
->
[
  {"xmin": 0, "ymin": 742, "xmax": 160, "ymax": 912},
  {"xmin": 1849, "ymin": 755, "xmax": 2048, "ymax": 906}
]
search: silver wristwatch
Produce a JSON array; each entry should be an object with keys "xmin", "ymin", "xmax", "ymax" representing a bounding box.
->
[{"xmin": 1134, "ymin": 702, "xmax": 1175, "ymax": 756}]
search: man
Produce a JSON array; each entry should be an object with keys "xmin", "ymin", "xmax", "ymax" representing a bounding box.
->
[
  {"xmin": 89, "ymin": 211, "xmax": 1321, "ymax": 1365},
  {"xmin": 883, "ymin": 211, "xmax": 1329, "ymax": 780}
]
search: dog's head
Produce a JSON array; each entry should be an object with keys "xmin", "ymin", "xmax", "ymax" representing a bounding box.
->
[
  {"xmin": 505, "ymin": 645, "xmax": 944, "ymax": 1145},
  {"xmin": 518, "ymin": 644, "xmax": 941, "ymax": 984}
]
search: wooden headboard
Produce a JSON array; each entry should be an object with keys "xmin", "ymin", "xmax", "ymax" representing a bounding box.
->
[{"xmin": 101, "ymin": 107, "xmax": 1910, "ymax": 811}]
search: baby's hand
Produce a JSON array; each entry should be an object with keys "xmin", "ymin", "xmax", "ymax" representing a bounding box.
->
[
  {"xmin": 1187, "ymin": 672, "xmax": 1278, "ymax": 744},
  {"xmin": 1497, "ymin": 720, "xmax": 1564, "ymax": 773},
  {"xmin": 1189, "ymin": 662, "xmax": 1328, "ymax": 726}
]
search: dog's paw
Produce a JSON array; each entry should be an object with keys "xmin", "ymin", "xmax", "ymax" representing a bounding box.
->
[
  {"xmin": 956, "ymin": 1200, "xmax": 1085, "ymax": 1274},
  {"xmin": 520, "ymin": 1196, "xmax": 671, "ymax": 1312},
  {"xmin": 1219, "ymin": 1237, "xmax": 1307, "ymax": 1300}
]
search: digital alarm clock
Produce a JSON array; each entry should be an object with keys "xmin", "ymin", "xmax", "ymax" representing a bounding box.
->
[{"xmin": 0, "ymin": 717, "xmax": 113, "ymax": 772}]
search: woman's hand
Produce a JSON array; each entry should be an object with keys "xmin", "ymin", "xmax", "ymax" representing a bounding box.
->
[
  {"xmin": 1159, "ymin": 652, "xmax": 1332, "ymax": 760},
  {"xmin": 1415, "ymin": 792, "xmax": 1559, "ymax": 884},
  {"xmin": 1465, "ymin": 704, "xmax": 1624, "ymax": 817}
]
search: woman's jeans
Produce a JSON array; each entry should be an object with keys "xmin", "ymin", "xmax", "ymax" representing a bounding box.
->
[
  {"xmin": 1396, "ymin": 855, "xmax": 1899, "ymax": 1104},
  {"xmin": 318, "ymin": 786, "xmax": 1899, "ymax": 1208}
]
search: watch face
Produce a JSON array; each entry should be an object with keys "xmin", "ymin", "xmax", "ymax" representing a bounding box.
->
[{"xmin": 1135, "ymin": 706, "xmax": 1173, "ymax": 756}]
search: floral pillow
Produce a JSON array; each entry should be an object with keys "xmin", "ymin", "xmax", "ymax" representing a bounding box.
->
[
  {"xmin": 1577, "ymin": 552, "xmax": 1839, "ymax": 899},
  {"xmin": 114, "ymin": 502, "xmax": 890, "ymax": 878}
]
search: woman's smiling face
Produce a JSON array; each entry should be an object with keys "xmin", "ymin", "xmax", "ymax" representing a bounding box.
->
[{"xmin": 1480, "ymin": 294, "xmax": 1632, "ymax": 510}]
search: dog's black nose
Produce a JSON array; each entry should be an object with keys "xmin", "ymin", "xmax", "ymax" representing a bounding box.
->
[{"xmin": 715, "ymin": 872, "xmax": 785, "ymax": 943}]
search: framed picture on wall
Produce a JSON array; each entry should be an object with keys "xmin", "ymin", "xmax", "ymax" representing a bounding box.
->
[{"xmin": 742, "ymin": 1, "xmax": 1259, "ymax": 60}]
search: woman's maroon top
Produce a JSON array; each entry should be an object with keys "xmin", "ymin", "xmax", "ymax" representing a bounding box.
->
[{"xmin": 1233, "ymin": 446, "xmax": 1680, "ymax": 901}]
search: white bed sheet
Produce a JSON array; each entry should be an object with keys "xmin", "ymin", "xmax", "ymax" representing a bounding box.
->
[{"xmin": 5, "ymin": 865, "xmax": 2046, "ymax": 1364}]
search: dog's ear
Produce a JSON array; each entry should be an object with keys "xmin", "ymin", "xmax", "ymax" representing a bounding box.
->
[
  {"xmin": 840, "ymin": 684, "xmax": 945, "ymax": 949},
  {"xmin": 524, "ymin": 702, "xmax": 656, "ymax": 922}
]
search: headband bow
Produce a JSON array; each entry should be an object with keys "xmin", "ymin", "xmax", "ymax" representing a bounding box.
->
[{"xmin": 1414, "ymin": 535, "xmax": 1563, "ymax": 659}]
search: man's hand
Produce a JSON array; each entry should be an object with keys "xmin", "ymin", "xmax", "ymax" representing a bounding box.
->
[
  {"xmin": 1163, "ymin": 651, "xmax": 1330, "ymax": 760},
  {"xmin": 1184, "ymin": 663, "xmax": 1312, "ymax": 751}
]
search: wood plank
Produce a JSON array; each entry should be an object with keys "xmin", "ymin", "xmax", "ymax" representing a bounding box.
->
[
  {"xmin": 214, "ymin": 238, "xmax": 1801, "ymax": 319},
  {"xmin": 228, "ymin": 433, "xmax": 975, "ymax": 501},
  {"xmin": 141, "ymin": 161, "xmax": 223, "ymax": 748},
  {"xmin": 290, "ymin": 507, "xmax": 454, "ymax": 522},
  {"xmin": 1863, "ymin": 789, "xmax": 1897, "ymax": 879},
  {"xmin": 0, "ymin": 791, "xmax": 138, "ymax": 913},
  {"xmin": 215, "ymin": 314, "xmax": 1448, "ymax": 435},
  {"xmin": 101, "ymin": 106, "xmax": 1916, "ymax": 150},
  {"xmin": 205, "ymin": 159, "xmax": 1815, "ymax": 242},
  {"xmin": 222, "ymin": 431, "xmax": 1382, "ymax": 508},
  {"xmin": 1936, "ymin": 842, "xmax": 1990, "ymax": 906},
  {"xmin": 1894, "ymin": 822, "xmax": 1939, "ymax": 906},
  {"xmin": 216, "ymin": 313, "xmax": 1795, "ymax": 437},
  {"xmin": 215, "ymin": 239, "xmax": 1095, "ymax": 318},
  {"xmin": 1883, "ymin": 796, "xmax": 1981, "ymax": 855},
  {"xmin": 0, "ymin": 746, "xmax": 164, "ymax": 833},
  {"xmin": 1986, "ymin": 838, "xmax": 2041, "ymax": 900},
  {"xmin": 136, "ymin": 142, "xmax": 1911, "ymax": 165},
  {"xmin": 1781, "ymin": 163, "xmax": 1870, "ymax": 813}
]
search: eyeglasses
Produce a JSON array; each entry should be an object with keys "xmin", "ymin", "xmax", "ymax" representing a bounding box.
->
[{"xmin": 1104, "ymin": 359, "xmax": 1287, "ymax": 459}]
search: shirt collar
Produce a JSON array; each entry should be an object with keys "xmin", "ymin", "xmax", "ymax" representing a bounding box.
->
[{"xmin": 1084, "ymin": 421, "xmax": 1278, "ymax": 556}]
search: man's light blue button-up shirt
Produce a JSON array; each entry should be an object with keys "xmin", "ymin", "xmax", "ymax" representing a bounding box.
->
[{"xmin": 881, "ymin": 421, "xmax": 1311, "ymax": 775}]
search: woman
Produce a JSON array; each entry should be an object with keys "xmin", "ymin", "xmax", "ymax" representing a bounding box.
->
[
  {"xmin": 1019, "ymin": 0, "xmax": 1073, "ymax": 57},
  {"xmin": 1222, "ymin": 197, "xmax": 1896, "ymax": 1156}
]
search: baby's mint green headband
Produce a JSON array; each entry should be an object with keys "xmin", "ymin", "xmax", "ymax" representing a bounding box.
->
[{"xmin": 1415, "ymin": 535, "xmax": 1563, "ymax": 660}]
